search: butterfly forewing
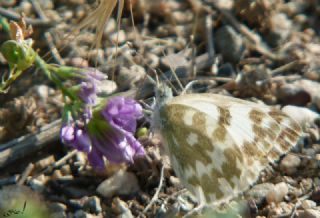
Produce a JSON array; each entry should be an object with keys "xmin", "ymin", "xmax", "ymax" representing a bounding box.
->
[{"xmin": 158, "ymin": 93, "xmax": 301, "ymax": 205}]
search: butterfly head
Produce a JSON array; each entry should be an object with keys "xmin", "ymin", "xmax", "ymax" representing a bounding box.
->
[{"xmin": 155, "ymin": 82, "xmax": 173, "ymax": 108}]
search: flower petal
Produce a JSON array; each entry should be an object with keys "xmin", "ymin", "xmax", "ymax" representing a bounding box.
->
[
  {"xmin": 60, "ymin": 124, "xmax": 75, "ymax": 144},
  {"xmin": 73, "ymin": 128, "xmax": 92, "ymax": 153},
  {"xmin": 87, "ymin": 146, "xmax": 105, "ymax": 170}
]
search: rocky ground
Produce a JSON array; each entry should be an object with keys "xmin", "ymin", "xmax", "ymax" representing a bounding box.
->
[{"xmin": 0, "ymin": 0, "xmax": 320, "ymax": 217}]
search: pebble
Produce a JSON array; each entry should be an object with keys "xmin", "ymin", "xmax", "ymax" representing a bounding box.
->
[
  {"xmin": 96, "ymin": 169, "xmax": 140, "ymax": 198},
  {"xmin": 66, "ymin": 57, "xmax": 89, "ymax": 68},
  {"xmin": 116, "ymin": 65, "xmax": 146, "ymax": 90},
  {"xmin": 109, "ymin": 30, "xmax": 126, "ymax": 45},
  {"xmin": 215, "ymin": 25, "xmax": 245, "ymax": 63},
  {"xmin": 50, "ymin": 211, "xmax": 67, "ymax": 218},
  {"xmin": 35, "ymin": 155, "xmax": 55, "ymax": 169},
  {"xmin": 19, "ymin": 1, "xmax": 33, "ymax": 15},
  {"xmin": 28, "ymin": 178, "xmax": 45, "ymax": 192},
  {"xmin": 104, "ymin": 18, "xmax": 117, "ymax": 35},
  {"xmin": 301, "ymin": 200, "xmax": 317, "ymax": 209},
  {"xmin": 267, "ymin": 202, "xmax": 293, "ymax": 217},
  {"xmin": 282, "ymin": 105, "xmax": 319, "ymax": 128},
  {"xmin": 48, "ymin": 202, "xmax": 67, "ymax": 213},
  {"xmin": 298, "ymin": 209, "xmax": 320, "ymax": 218},
  {"xmin": 52, "ymin": 169, "xmax": 63, "ymax": 180},
  {"xmin": 246, "ymin": 183, "xmax": 275, "ymax": 206},
  {"xmin": 83, "ymin": 196, "xmax": 102, "ymax": 214},
  {"xmin": 146, "ymin": 53, "xmax": 160, "ymax": 69},
  {"xmin": 98, "ymin": 80, "xmax": 118, "ymax": 96},
  {"xmin": 280, "ymin": 153, "xmax": 301, "ymax": 175},
  {"xmin": 266, "ymin": 182, "xmax": 289, "ymax": 204},
  {"xmin": 265, "ymin": 13, "xmax": 292, "ymax": 47},
  {"xmin": 73, "ymin": 210, "xmax": 96, "ymax": 218},
  {"xmin": 160, "ymin": 52, "xmax": 189, "ymax": 71},
  {"xmin": 171, "ymin": 11, "xmax": 193, "ymax": 24},
  {"xmin": 169, "ymin": 175, "xmax": 181, "ymax": 187},
  {"xmin": 113, "ymin": 198, "xmax": 134, "ymax": 218},
  {"xmin": 61, "ymin": 165, "xmax": 71, "ymax": 175}
]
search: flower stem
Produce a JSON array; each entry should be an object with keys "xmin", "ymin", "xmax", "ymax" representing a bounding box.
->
[{"xmin": 35, "ymin": 55, "xmax": 77, "ymax": 101}]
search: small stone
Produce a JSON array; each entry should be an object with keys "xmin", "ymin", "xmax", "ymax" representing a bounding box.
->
[
  {"xmin": 52, "ymin": 169, "xmax": 63, "ymax": 179},
  {"xmin": 48, "ymin": 202, "xmax": 67, "ymax": 213},
  {"xmin": 161, "ymin": 52, "xmax": 189, "ymax": 71},
  {"xmin": 74, "ymin": 210, "xmax": 96, "ymax": 218},
  {"xmin": 60, "ymin": 165, "xmax": 71, "ymax": 175},
  {"xmin": 146, "ymin": 53, "xmax": 160, "ymax": 69},
  {"xmin": 66, "ymin": 57, "xmax": 89, "ymax": 68},
  {"xmin": 110, "ymin": 30, "xmax": 126, "ymax": 44},
  {"xmin": 83, "ymin": 196, "xmax": 102, "ymax": 214},
  {"xmin": 280, "ymin": 154, "xmax": 301, "ymax": 175},
  {"xmin": 265, "ymin": 13, "xmax": 292, "ymax": 47},
  {"xmin": 19, "ymin": 1, "xmax": 33, "ymax": 15},
  {"xmin": 96, "ymin": 169, "xmax": 140, "ymax": 198},
  {"xmin": 28, "ymin": 178, "xmax": 45, "ymax": 192},
  {"xmin": 303, "ymin": 148, "xmax": 316, "ymax": 157},
  {"xmin": 246, "ymin": 183, "xmax": 275, "ymax": 206},
  {"xmin": 282, "ymin": 105, "xmax": 319, "ymax": 128},
  {"xmin": 215, "ymin": 25, "xmax": 245, "ymax": 63},
  {"xmin": 301, "ymin": 200, "xmax": 317, "ymax": 210},
  {"xmin": 116, "ymin": 65, "xmax": 146, "ymax": 90},
  {"xmin": 35, "ymin": 155, "xmax": 55, "ymax": 169},
  {"xmin": 112, "ymin": 198, "xmax": 134, "ymax": 218},
  {"xmin": 169, "ymin": 176, "xmax": 181, "ymax": 187},
  {"xmin": 50, "ymin": 211, "xmax": 67, "ymax": 218},
  {"xmin": 298, "ymin": 209, "xmax": 320, "ymax": 218},
  {"xmin": 34, "ymin": 85, "xmax": 50, "ymax": 102},
  {"xmin": 97, "ymin": 80, "xmax": 117, "ymax": 96},
  {"xmin": 104, "ymin": 18, "xmax": 117, "ymax": 35},
  {"xmin": 266, "ymin": 182, "xmax": 289, "ymax": 204}
]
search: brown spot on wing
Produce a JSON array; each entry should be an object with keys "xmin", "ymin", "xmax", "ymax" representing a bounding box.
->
[
  {"xmin": 213, "ymin": 125, "xmax": 227, "ymax": 142},
  {"xmin": 217, "ymin": 107, "xmax": 231, "ymax": 126},
  {"xmin": 249, "ymin": 109, "xmax": 265, "ymax": 124}
]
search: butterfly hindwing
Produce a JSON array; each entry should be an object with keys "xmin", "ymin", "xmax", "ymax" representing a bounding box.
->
[{"xmin": 158, "ymin": 93, "xmax": 301, "ymax": 205}]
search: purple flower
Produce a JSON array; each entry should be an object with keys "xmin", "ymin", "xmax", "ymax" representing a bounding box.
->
[
  {"xmin": 60, "ymin": 96, "xmax": 145, "ymax": 170},
  {"xmin": 60, "ymin": 124, "xmax": 91, "ymax": 153},
  {"xmin": 87, "ymin": 96, "xmax": 145, "ymax": 164},
  {"xmin": 78, "ymin": 69, "xmax": 107, "ymax": 105},
  {"xmin": 78, "ymin": 79, "xmax": 99, "ymax": 105},
  {"xmin": 102, "ymin": 96, "xmax": 143, "ymax": 133}
]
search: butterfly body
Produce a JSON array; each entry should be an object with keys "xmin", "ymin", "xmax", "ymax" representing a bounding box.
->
[{"xmin": 155, "ymin": 91, "xmax": 301, "ymax": 205}]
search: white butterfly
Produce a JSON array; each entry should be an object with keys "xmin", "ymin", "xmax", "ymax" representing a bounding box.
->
[{"xmin": 153, "ymin": 84, "xmax": 301, "ymax": 208}]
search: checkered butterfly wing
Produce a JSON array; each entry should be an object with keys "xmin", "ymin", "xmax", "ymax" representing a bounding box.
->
[{"xmin": 157, "ymin": 93, "xmax": 301, "ymax": 205}]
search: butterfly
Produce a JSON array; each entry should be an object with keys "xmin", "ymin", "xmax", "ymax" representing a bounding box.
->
[{"xmin": 153, "ymin": 84, "xmax": 301, "ymax": 209}]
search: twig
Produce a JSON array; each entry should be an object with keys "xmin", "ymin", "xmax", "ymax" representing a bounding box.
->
[
  {"xmin": 270, "ymin": 60, "xmax": 304, "ymax": 76},
  {"xmin": 18, "ymin": 163, "xmax": 34, "ymax": 185},
  {"xmin": 34, "ymin": 150, "xmax": 78, "ymax": 178},
  {"xmin": 0, "ymin": 119, "xmax": 61, "ymax": 168},
  {"xmin": 205, "ymin": 14, "xmax": 214, "ymax": 59},
  {"xmin": 0, "ymin": 7, "xmax": 57, "ymax": 28},
  {"xmin": 143, "ymin": 165, "xmax": 165, "ymax": 213}
]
